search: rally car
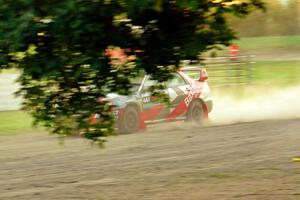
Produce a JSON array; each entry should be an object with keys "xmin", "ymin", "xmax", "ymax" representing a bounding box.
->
[{"xmin": 92, "ymin": 67, "xmax": 213, "ymax": 134}]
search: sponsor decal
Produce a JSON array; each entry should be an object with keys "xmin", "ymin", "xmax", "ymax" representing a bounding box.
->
[
  {"xmin": 184, "ymin": 84, "xmax": 200, "ymax": 107},
  {"xmin": 167, "ymin": 84, "xmax": 201, "ymax": 120}
]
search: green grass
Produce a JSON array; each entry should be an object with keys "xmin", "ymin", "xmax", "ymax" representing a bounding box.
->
[
  {"xmin": 236, "ymin": 35, "xmax": 300, "ymax": 58},
  {"xmin": 208, "ymin": 60, "xmax": 300, "ymax": 99},
  {"xmin": 207, "ymin": 60, "xmax": 300, "ymax": 87},
  {"xmin": 205, "ymin": 35, "xmax": 300, "ymax": 59},
  {"xmin": 0, "ymin": 110, "xmax": 41, "ymax": 136},
  {"xmin": 236, "ymin": 35, "xmax": 300, "ymax": 51},
  {"xmin": 251, "ymin": 60, "xmax": 300, "ymax": 86}
]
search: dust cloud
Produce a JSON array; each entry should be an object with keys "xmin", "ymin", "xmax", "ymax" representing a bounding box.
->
[
  {"xmin": 146, "ymin": 85, "xmax": 300, "ymax": 133},
  {"xmin": 210, "ymin": 85, "xmax": 300, "ymax": 125}
]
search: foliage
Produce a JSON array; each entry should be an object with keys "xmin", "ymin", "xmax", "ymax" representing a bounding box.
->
[
  {"xmin": 0, "ymin": 0, "xmax": 264, "ymax": 142},
  {"xmin": 228, "ymin": 0, "xmax": 300, "ymax": 37}
]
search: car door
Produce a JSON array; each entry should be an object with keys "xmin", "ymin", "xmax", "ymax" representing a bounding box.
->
[
  {"xmin": 165, "ymin": 73, "xmax": 190, "ymax": 120},
  {"xmin": 140, "ymin": 76, "xmax": 169, "ymax": 122}
]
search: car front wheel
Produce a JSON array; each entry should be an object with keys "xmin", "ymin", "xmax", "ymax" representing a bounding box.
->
[
  {"xmin": 186, "ymin": 100, "xmax": 205, "ymax": 123},
  {"xmin": 118, "ymin": 106, "xmax": 140, "ymax": 134}
]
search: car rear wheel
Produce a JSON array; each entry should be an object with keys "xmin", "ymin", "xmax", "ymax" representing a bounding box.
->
[
  {"xmin": 118, "ymin": 106, "xmax": 140, "ymax": 134},
  {"xmin": 186, "ymin": 100, "xmax": 205, "ymax": 123}
]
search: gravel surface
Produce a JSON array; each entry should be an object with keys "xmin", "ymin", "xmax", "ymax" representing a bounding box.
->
[{"xmin": 1, "ymin": 119, "xmax": 300, "ymax": 200}]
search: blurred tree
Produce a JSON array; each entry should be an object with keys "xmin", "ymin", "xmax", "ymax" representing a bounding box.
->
[
  {"xmin": 0, "ymin": 0, "xmax": 264, "ymax": 142},
  {"xmin": 228, "ymin": 0, "xmax": 300, "ymax": 36}
]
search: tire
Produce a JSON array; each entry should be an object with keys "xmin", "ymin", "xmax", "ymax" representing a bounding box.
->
[
  {"xmin": 186, "ymin": 100, "xmax": 205, "ymax": 123},
  {"xmin": 118, "ymin": 106, "xmax": 140, "ymax": 134}
]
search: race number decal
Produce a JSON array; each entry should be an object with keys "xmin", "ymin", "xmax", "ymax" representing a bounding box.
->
[{"xmin": 142, "ymin": 96, "xmax": 151, "ymax": 103}]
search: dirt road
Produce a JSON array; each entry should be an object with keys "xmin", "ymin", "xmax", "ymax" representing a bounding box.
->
[{"xmin": 1, "ymin": 119, "xmax": 300, "ymax": 200}]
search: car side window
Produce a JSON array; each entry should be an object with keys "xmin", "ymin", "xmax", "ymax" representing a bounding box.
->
[
  {"xmin": 142, "ymin": 77, "xmax": 157, "ymax": 92},
  {"xmin": 167, "ymin": 73, "xmax": 186, "ymax": 88}
]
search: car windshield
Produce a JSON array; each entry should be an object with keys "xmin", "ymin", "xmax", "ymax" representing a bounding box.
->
[{"xmin": 130, "ymin": 74, "xmax": 146, "ymax": 92}]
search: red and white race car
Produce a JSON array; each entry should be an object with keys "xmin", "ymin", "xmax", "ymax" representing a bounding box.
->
[{"xmin": 92, "ymin": 67, "xmax": 213, "ymax": 134}]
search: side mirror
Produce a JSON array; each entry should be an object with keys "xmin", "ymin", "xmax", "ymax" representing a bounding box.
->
[{"xmin": 198, "ymin": 68, "xmax": 208, "ymax": 82}]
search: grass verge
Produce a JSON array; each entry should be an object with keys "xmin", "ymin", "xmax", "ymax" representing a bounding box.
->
[
  {"xmin": 236, "ymin": 35, "xmax": 300, "ymax": 52},
  {"xmin": 251, "ymin": 60, "xmax": 300, "ymax": 86},
  {"xmin": 0, "ymin": 110, "xmax": 42, "ymax": 136},
  {"xmin": 1, "ymin": 60, "xmax": 299, "ymax": 135},
  {"xmin": 205, "ymin": 35, "xmax": 300, "ymax": 59},
  {"xmin": 207, "ymin": 60, "xmax": 300, "ymax": 87},
  {"xmin": 207, "ymin": 60, "xmax": 300, "ymax": 98}
]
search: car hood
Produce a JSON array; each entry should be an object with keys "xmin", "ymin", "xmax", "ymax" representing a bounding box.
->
[{"xmin": 105, "ymin": 92, "xmax": 138, "ymax": 108}]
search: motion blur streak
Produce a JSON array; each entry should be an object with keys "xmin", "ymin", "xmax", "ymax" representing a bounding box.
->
[{"xmin": 210, "ymin": 85, "xmax": 300, "ymax": 124}]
